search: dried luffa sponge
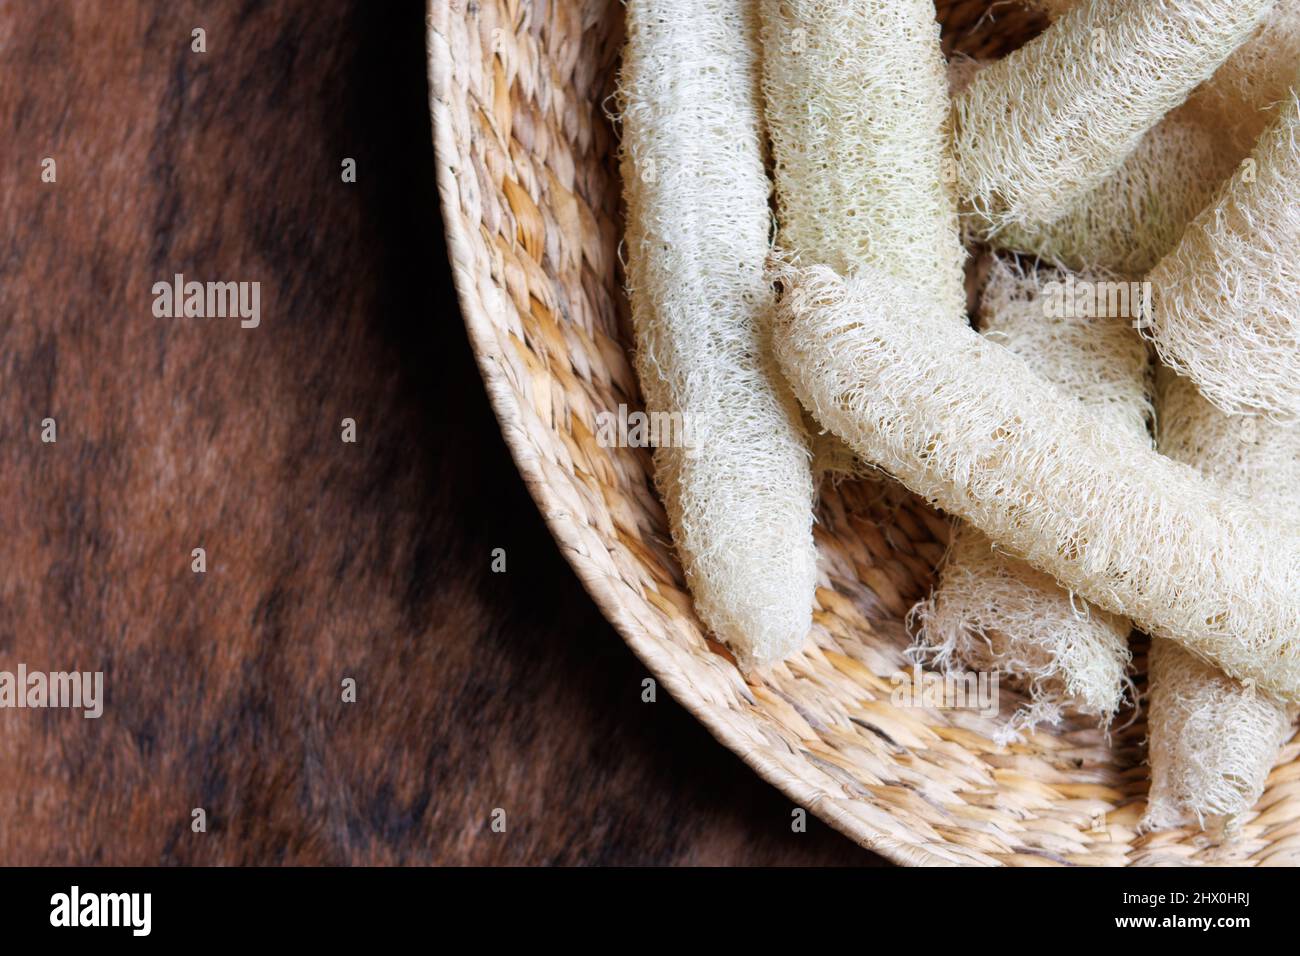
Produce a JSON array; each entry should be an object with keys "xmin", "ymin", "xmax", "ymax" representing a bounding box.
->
[
  {"xmin": 1185, "ymin": 0, "xmax": 1300, "ymax": 152},
  {"xmin": 954, "ymin": 0, "xmax": 1274, "ymax": 236},
  {"xmin": 771, "ymin": 262, "xmax": 1300, "ymax": 702},
  {"xmin": 760, "ymin": 0, "xmax": 966, "ymax": 319},
  {"xmin": 912, "ymin": 261, "xmax": 1151, "ymax": 734},
  {"xmin": 947, "ymin": 56, "xmax": 1236, "ymax": 273},
  {"xmin": 1143, "ymin": 87, "xmax": 1300, "ymax": 420},
  {"xmin": 617, "ymin": 0, "xmax": 817, "ymax": 668},
  {"xmin": 1144, "ymin": 640, "xmax": 1294, "ymax": 832},
  {"xmin": 1028, "ymin": 0, "xmax": 1298, "ymax": 152},
  {"xmin": 1144, "ymin": 370, "xmax": 1298, "ymax": 832},
  {"xmin": 981, "ymin": 0, "xmax": 1296, "ymax": 272},
  {"xmin": 994, "ymin": 113, "xmax": 1239, "ymax": 276}
]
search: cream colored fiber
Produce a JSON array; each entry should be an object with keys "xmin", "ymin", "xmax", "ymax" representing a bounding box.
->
[
  {"xmin": 771, "ymin": 262, "xmax": 1300, "ymax": 702},
  {"xmin": 1158, "ymin": 368, "xmax": 1300, "ymax": 504},
  {"xmin": 1185, "ymin": 0, "xmax": 1300, "ymax": 153},
  {"xmin": 1143, "ymin": 88, "xmax": 1300, "ymax": 420},
  {"xmin": 982, "ymin": 1, "xmax": 1296, "ymax": 272},
  {"xmin": 1028, "ymin": 0, "xmax": 1298, "ymax": 154},
  {"xmin": 948, "ymin": 57, "xmax": 1236, "ymax": 273},
  {"xmin": 912, "ymin": 261, "xmax": 1150, "ymax": 734},
  {"xmin": 1144, "ymin": 370, "xmax": 1298, "ymax": 831},
  {"xmin": 616, "ymin": 0, "xmax": 817, "ymax": 669},
  {"xmin": 1144, "ymin": 639, "xmax": 1293, "ymax": 832},
  {"xmin": 760, "ymin": 0, "xmax": 967, "ymax": 319},
  {"xmin": 994, "ymin": 112, "xmax": 1239, "ymax": 276},
  {"xmin": 913, "ymin": 527, "xmax": 1135, "ymax": 737},
  {"xmin": 954, "ymin": 0, "xmax": 1274, "ymax": 235}
]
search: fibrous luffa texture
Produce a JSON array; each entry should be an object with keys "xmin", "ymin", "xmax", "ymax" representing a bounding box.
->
[
  {"xmin": 1144, "ymin": 640, "xmax": 1294, "ymax": 831},
  {"xmin": 954, "ymin": 0, "xmax": 1275, "ymax": 236},
  {"xmin": 912, "ymin": 262, "xmax": 1151, "ymax": 734},
  {"xmin": 760, "ymin": 0, "xmax": 967, "ymax": 320},
  {"xmin": 947, "ymin": 57, "xmax": 1236, "ymax": 274},
  {"xmin": 993, "ymin": 112, "xmax": 1239, "ymax": 276},
  {"xmin": 1143, "ymin": 88, "xmax": 1300, "ymax": 420},
  {"xmin": 617, "ymin": 0, "xmax": 816, "ymax": 669},
  {"xmin": 986, "ymin": 0, "xmax": 1297, "ymax": 273},
  {"xmin": 1027, "ymin": 0, "xmax": 1299, "ymax": 153},
  {"xmin": 1185, "ymin": 0, "xmax": 1300, "ymax": 152},
  {"xmin": 770, "ymin": 262, "xmax": 1300, "ymax": 702},
  {"xmin": 1157, "ymin": 368, "xmax": 1300, "ymax": 503},
  {"xmin": 1144, "ymin": 370, "xmax": 1298, "ymax": 831}
]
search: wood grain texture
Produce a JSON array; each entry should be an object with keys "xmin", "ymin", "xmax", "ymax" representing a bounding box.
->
[{"xmin": 0, "ymin": 0, "xmax": 876, "ymax": 866}]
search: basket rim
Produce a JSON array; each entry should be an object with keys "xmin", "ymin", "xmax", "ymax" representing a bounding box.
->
[{"xmin": 424, "ymin": 3, "xmax": 954, "ymax": 866}]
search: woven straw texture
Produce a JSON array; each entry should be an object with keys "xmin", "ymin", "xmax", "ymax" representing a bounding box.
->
[{"xmin": 427, "ymin": 0, "xmax": 1300, "ymax": 865}]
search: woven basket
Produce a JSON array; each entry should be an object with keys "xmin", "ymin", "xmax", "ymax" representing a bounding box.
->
[{"xmin": 427, "ymin": 0, "xmax": 1300, "ymax": 865}]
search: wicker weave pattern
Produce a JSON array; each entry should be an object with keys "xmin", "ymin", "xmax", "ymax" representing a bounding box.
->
[{"xmin": 428, "ymin": 0, "xmax": 1300, "ymax": 865}]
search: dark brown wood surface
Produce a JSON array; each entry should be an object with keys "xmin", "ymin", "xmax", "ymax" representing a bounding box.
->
[{"xmin": 0, "ymin": 0, "xmax": 877, "ymax": 866}]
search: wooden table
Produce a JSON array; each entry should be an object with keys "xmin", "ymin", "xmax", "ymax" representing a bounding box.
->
[{"xmin": 0, "ymin": 0, "xmax": 877, "ymax": 865}]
